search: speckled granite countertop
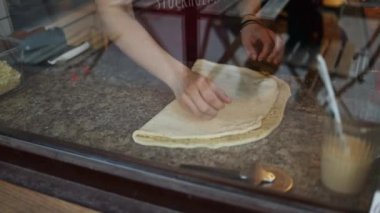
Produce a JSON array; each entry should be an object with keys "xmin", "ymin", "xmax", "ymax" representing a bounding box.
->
[{"xmin": 0, "ymin": 46, "xmax": 375, "ymax": 211}]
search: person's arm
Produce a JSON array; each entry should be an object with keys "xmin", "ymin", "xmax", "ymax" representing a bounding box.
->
[
  {"xmin": 239, "ymin": 0, "xmax": 284, "ymax": 64},
  {"xmin": 95, "ymin": 0, "xmax": 231, "ymax": 119},
  {"xmin": 239, "ymin": 0, "xmax": 261, "ymax": 17}
]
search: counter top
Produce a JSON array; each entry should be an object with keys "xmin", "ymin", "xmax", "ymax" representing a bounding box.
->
[{"xmin": 0, "ymin": 46, "xmax": 374, "ymax": 211}]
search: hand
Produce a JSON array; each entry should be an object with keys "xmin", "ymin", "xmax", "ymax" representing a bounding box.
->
[
  {"xmin": 173, "ymin": 71, "xmax": 231, "ymax": 119},
  {"xmin": 241, "ymin": 23, "xmax": 284, "ymax": 64}
]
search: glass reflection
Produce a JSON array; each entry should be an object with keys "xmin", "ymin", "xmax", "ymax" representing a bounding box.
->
[{"xmin": 0, "ymin": 0, "xmax": 379, "ymax": 211}]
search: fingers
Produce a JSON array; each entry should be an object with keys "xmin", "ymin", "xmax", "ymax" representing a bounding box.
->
[
  {"xmin": 209, "ymin": 81, "xmax": 232, "ymax": 104},
  {"xmin": 241, "ymin": 25, "xmax": 282, "ymax": 63},
  {"xmin": 187, "ymin": 84, "xmax": 218, "ymax": 117},
  {"xmin": 273, "ymin": 36, "xmax": 285, "ymax": 64},
  {"xmin": 199, "ymin": 86, "xmax": 225, "ymax": 111},
  {"xmin": 198, "ymin": 77, "xmax": 231, "ymax": 108},
  {"xmin": 214, "ymin": 86, "xmax": 232, "ymax": 104},
  {"xmin": 258, "ymin": 30, "xmax": 274, "ymax": 61},
  {"xmin": 267, "ymin": 35, "xmax": 283, "ymax": 64},
  {"xmin": 180, "ymin": 93, "xmax": 202, "ymax": 117},
  {"xmin": 180, "ymin": 91, "xmax": 215, "ymax": 120},
  {"xmin": 178, "ymin": 75, "xmax": 231, "ymax": 119},
  {"xmin": 266, "ymin": 33, "xmax": 278, "ymax": 63},
  {"xmin": 242, "ymin": 34, "xmax": 259, "ymax": 61}
]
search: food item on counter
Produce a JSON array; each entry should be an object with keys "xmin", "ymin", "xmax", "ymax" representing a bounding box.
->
[
  {"xmin": 0, "ymin": 60, "xmax": 21, "ymax": 96},
  {"xmin": 133, "ymin": 60, "xmax": 291, "ymax": 149},
  {"xmin": 321, "ymin": 134, "xmax": 374, "ymax": 194},
  {"xmin": 139, "ymin": 68, "xmax": 279, "ymax": 139},
  {"xmin": 323, "ymin": 0, "xmax": 345, "ymax": 7}
]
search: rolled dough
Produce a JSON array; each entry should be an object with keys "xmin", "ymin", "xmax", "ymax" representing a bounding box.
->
[{"xmin": 133, "ymin": 60, "xmax": 291, "ymax": 148}]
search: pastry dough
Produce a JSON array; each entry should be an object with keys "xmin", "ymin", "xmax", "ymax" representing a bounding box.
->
[{"xmin": 133, "ymin": 60, "xmax": 291, "ymax": 148}]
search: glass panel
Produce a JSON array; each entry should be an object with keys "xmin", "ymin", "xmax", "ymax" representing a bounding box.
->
[{"xmin": 0, "ymin": 0, "xmax": 379, "ymax": 211}]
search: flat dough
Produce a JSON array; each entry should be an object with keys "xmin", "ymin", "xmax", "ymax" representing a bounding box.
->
[{"xmin": 133, "ymin": 60, "xmax": 291, "ymax": 149}]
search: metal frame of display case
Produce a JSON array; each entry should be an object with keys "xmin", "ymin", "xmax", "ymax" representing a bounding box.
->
[{"xmin": 0, "ymin": 125, "xmax": 348, "ymax": 212}]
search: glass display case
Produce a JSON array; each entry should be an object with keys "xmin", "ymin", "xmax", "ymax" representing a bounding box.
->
[{"xmin": 0, "ymin": 0, "xmax": 379, "ymax": 212}]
